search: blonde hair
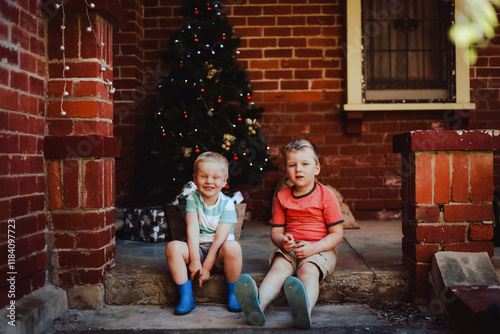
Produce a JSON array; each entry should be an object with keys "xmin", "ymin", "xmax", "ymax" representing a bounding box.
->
[
  {"xmin": 193, "ymin": 151, "xmax": 229, "ymax": 176},
  {"xmin": 283, "ymin": 139, "xmax": 319, "ymax": 164}
]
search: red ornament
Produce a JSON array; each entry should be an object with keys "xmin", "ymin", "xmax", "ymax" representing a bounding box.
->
[
  {"xmin": 162, "ymin": 133, "xmax": 166, "ymax": 136},
  {"xmin": 201, "ymin": 88, "xmax": 205, "ymax": 92},
  {"xmin": 233, "ymin": 156, "xmax": 239, "ymax": 160},
  {"xmin": 217, "ymin": 97, "xmax": 222, "ymax": 103},
  {"xmin": 246, "ymin": 95, "xmax": 251, "ymax": 100},
  {"xmin": 195, "ymin": 148, "xmax": 200, "ymax": 153},
  {"xmin": 222, "ymin": 35, "xmax": 227, "ymax": 40},
  {"xmin": 225, "ymin": 184, "xmax": 230, "ymax": 189},
  {"xmin": 207, "ymin": 6, "xmax": 212, "ymax": 10},
  {"xmin": 237, "ymin": 117, "xmax": 242, "ymax": 121},
  {"xmin": 195, "ymin": 8, "xmax": 199, "ymax": 14},
  {"xmin": 194, "ymin": 37, "xmax": 199, "ymax": 42}
]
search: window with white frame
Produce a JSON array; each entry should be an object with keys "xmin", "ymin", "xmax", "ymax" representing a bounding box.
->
[{"xmin": 345, "ymin": 0, "xmax": 475, "ymax": 111}]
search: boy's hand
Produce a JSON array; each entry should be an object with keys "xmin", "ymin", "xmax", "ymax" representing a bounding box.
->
[
  {"xmin": 189, "ymin": 261, "xmax": 202, "ymax": 282},
  {"xmin": 293, "ymin": 241, "xmax": 316, "ymax": 259},
  {"xmin": 281, "ymin": 233, "xmax": 296, "ymax": 252},
  {"xmin": 198, "ymin": 268, "xmax": 211, "ymax": 287}
]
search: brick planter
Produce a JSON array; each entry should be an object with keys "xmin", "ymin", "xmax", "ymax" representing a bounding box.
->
[{"xmin": 393, "ymin": 130, "xmax": 500, "ymax": 302}]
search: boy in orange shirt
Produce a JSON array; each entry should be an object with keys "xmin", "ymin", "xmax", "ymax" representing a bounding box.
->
[{"xmin": 235, "ymin": 139, "xmax": 344, "ymax": 329}]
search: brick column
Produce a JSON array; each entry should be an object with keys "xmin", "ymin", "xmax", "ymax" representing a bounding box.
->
[
  {"xmin": 44, "ymin": 0, "xmax": 125, "ymax": 310},
  {"xmin": 393, "ymin": 130, "xmax": 499, "ymax": 303}
]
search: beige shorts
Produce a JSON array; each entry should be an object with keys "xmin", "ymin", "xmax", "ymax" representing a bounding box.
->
[{"xmin": 269, "ymin": 246, "xmax": 338, "ymax": 282}]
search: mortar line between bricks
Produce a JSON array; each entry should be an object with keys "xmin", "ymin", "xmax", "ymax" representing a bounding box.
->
[{"xmin": 342, "ymin": 238, "xmax": 376, "ymax": 276}]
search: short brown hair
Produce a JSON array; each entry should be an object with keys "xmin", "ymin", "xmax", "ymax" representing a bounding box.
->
[{"xmin": 283, "ymin": 139, "xmax": 319, "ymax": 164}]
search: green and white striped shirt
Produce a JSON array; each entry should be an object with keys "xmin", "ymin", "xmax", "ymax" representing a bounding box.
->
[{"xmin": 185, "ymin": 191, "xmax": 237, "ymax": 243}]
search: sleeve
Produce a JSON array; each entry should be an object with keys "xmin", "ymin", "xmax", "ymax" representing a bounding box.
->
[
  {"xmin": 271, "ymin": 191, "xmax": 286, "ymax": 227},
  {"xmin": 323, "ymin": 186, "xmax": 344, "ymax": 227},
  {"xmin": 185, "ymin": 192, "xmax": 198, "ymax": 213},
  {"xmin": 219, "ymin": 199, "xmax": 237, "ymax": 224}
]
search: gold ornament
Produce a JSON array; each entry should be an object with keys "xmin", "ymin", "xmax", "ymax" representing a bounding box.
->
[
  {"xmin": 205, "ymin": 62, "xmax": 222, "ymax": 81},
  {"xmin": 222, "ymin": 133, "xmax": 236, "ymax": 150},
  {"xmin": 245, "ymin": 118, "xmax": 260, "ymax": 135},
  {"xmin": 181, "ymin": 146, "xmax": 192, "ymax": 158},
  {"xmin": 208, "ymin": 68, "xmax": 217, "ymax": 79}
]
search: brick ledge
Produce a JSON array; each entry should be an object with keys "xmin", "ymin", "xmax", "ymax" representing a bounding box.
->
[
  {"xmin": 393, "ymin": 130, "xmax": 500, "ymax": 154},
  {"xmin": 44, "ymin": 135, "xmax": 120, "ymax": 158}
]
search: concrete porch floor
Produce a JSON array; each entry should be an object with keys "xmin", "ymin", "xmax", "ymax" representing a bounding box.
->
[
  {"xmin": 112, "ymin": 219, "xmax": 500, "ymax": 276},
  {"xmin": 113, "ymin": 219, "xmax": 409, "ymax": 276}
]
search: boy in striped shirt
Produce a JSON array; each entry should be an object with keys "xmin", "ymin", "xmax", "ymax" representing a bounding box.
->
[{"xmin": 165, "ymin": 152, "xmax": 242, "ymax": 314}]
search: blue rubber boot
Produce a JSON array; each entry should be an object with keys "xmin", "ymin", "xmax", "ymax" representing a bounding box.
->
[
  {"xmin": 174, "ymin": 279, "xmax": 196, "ymax": 315},
  {"xmin": 226, "ymin": 280, "xmax": 242, "ymax": 312}
]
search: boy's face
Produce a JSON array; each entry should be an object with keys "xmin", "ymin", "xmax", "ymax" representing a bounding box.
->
[
  {"xmin": 193, "ymin": 161, "xmax": 227, "ymax": 205},
  {"xmin": 285, "ymin": 149, "xmax": 320, "ymax": 191}
]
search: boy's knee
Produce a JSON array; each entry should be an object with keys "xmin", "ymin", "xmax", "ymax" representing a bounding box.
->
[
  {"xmin": 223, "ymin": 240, "xmax": 242, "ymax": 255},
  {"xmin": 166, "ymin": 240, "xmax": 183, "ymax": 255},
  {"xmin": 297, "ymin": 263, "xmax": 320, "ymax": 278},
  {"xmin": 271, "ymin": 256, "xmax": 294, "ymax": 272}
]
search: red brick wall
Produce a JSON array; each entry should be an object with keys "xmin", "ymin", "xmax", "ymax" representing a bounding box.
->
[
  {"xmin": 471, "ymin": 36, "xmax": 500, "ymax": 191},
  {"xmin": 113, "ymin": 0, "xmax": 147, "ymax": 206},
  {"xmin": 0, "ymin": 0, "xmax": 47, "ymax": 308},
  {"xmin": 114, "ymin": 0, "xmax": 500, "ymax": 221}
]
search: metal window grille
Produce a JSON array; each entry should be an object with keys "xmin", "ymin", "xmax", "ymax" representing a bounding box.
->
[{"xmin": 362, "ymin": 0, "xmax": 456, "ymax": 103}]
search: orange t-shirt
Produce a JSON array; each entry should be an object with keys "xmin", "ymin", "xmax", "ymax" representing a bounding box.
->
[{"xmin": 271, "ymin": 182, "xmax": 344, "ymax": 242}]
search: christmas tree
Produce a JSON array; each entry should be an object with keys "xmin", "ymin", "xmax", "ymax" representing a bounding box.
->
[{"xmin": 140, "ymin": 0, "xmax": 272, "ymax": 204}]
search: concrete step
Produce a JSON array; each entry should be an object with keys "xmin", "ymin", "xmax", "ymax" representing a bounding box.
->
[
  {"xmin": 105, "ymin": 220, "xmax": 412, "ymax": 306},
  {"xmin": 104, "ymin": 270, "xmax": 410, "ymax": 306}
]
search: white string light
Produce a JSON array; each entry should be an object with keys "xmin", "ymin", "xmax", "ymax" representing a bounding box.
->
[
  {"xmin": 83, "ymin": 1, "xmax": 115, "ymax": 93},
  {"xmin": 84, "ymin": 1, "xmax": 105, "ymax": 71},
  {"xmin": 59, "ymin": 1, "xmax": 67, "ymax": 116},
  {"xmin": 55, "ymin": 1, "xmax": 115, "ymax": 115}
]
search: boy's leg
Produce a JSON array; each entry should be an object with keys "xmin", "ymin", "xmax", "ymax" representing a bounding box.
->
[
  {"xmin": 296, "ymin": 263, "xmax": 321, "ymax": 312},
  {"xmin": 219, "ymin": 240, "xmax": 243, "ymax": 312},
  {"xmin": 165, "ymin": 240, "xmax": 190, "ymax": 284},
  {"xmin": 165, "ymin": 240, "xmax": 195, "ymax": 315},
  {"xmin": 219, "ymin": 240, "xmax": 242, "ymax": 282},
  {"xmin": 259, "ymin": 255, "xmax": 294, "ymax": 311}
]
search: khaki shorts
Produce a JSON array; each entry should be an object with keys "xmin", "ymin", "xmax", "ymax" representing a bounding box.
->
[{"xmin": 269, "ymin": 246, "xmax": 338, "ymax": 282}]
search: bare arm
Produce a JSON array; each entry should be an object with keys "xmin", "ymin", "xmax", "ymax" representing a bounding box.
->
[
  {"xmin": 186, "ymin": 212, "xmax": 202, "ymax": 282},
  {"xmin": 202, "ymin": 223, "xmax": 231, "ymax": 272}
]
